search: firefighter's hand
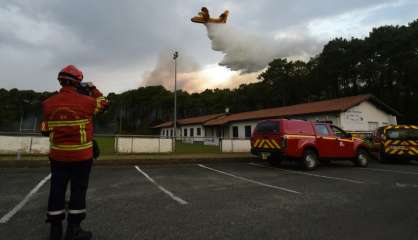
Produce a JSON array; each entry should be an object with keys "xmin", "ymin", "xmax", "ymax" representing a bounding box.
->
[{"xmin": 102, "ymin": 100, "xmax": 110, "ymax": 112}]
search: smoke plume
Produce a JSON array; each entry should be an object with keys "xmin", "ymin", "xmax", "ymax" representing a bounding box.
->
[
  {"xmin": 142, "ymin": 50, "xmax": 202, "ymax": 91},
  {"xmin": 205, "ymin": 24, "xmax": 322, "ymax": 73},
  {"xmin": 142, "ymin": 49, "xmax": 260, "ymax": 93}
]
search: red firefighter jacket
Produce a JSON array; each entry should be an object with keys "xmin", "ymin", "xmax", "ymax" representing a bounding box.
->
[{"xmin": 41, "ymin": 86, "xmax": 108, "ymax": 161}]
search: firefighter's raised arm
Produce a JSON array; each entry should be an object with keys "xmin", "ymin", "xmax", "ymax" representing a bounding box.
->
[{"xmin": 88, "ymin": 84, "xmax": 109, "ymax": 114}]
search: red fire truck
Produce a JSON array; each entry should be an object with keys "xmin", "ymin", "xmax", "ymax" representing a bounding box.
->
[{"xmin": 251, "ymin": 119, "xmax": 370, "ymax": 170}]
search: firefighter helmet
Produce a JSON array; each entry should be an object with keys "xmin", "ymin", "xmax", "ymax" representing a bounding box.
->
[{"xmin": 57, "ymin": 65, "xmax": 83, "ymax": 84}]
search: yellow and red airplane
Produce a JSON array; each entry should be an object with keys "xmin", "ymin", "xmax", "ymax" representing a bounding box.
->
[{"xmin": 191, "ymin": 7, "xmax": 229, "ymax": 24}]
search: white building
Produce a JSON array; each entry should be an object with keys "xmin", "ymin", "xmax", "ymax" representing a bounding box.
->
[
  {"xmin": 154, "ymin": 94, "xmax": 399, "ymax": 144},
  {"xmin": 153, "ymin": 113, "xmax": 225, "ymax": 145}
]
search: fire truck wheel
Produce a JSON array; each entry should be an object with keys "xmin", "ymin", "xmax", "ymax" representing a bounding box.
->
[
  {"xmin": 354, "ymin": 149, "xmax": 369, "ymax": 167},
  {"xmin": 302, "ymin": 149, "xmax": 319, "ymax": 171}
]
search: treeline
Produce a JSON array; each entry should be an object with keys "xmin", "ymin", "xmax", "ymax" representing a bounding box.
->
[
  {"xmin": 258, "ymin": 19, "xmax": 418, "ymax": 122},
  {"xmin": 1, "ymin": 19, "xmax": 417, "ymax": 133}
]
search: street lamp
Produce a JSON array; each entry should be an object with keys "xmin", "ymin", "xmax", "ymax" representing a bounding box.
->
[{"xmin": 173, "ymin": 51, "xmax": 178, "ymax": 152}]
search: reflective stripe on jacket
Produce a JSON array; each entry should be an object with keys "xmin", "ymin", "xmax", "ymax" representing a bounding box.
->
[{"xmin": 42, "ymin": 86, "xmax": 108, "ymax": 161}]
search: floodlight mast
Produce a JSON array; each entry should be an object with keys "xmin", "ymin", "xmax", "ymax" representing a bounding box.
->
[{"xmin": 173, "ymin": 51, "xmax": 178, "ymax": 152}]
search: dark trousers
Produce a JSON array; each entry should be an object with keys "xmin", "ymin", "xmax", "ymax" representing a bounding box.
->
[{"xmin": 47, "ymin": 159, "xmax": 92, "ymax": 224}]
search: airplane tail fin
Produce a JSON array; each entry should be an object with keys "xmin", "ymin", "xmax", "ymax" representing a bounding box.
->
[
  {"xmin": 219, "ymin": 10, "xmax": 229, "ymax": 23},
  {"xmin": 201, "ymin": 7, "xmax": 210, "ymax": 20}
]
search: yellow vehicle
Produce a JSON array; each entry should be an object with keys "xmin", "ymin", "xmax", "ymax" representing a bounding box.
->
[{"xmin": 371, "ymin": 125, "xmax": 418, "ymax": 163}]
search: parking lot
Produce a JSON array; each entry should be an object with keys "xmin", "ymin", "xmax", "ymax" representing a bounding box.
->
[{"xmin": 1, "ymin": 160, "xmax": 418, "ymax": 240}]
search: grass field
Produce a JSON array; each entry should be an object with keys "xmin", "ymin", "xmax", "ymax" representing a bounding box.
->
[
  {"xmin": 94, "ymin": 136, "xmax": 116, "ymax": 154},
  {"xmin": 94, "ymin": 137, "xmax": 220, "ymax": 154}
]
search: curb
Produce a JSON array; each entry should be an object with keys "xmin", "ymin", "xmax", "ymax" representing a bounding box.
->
[{"xmin": 0, "ymin": 155, "xmax": 257, "ymax": 168}]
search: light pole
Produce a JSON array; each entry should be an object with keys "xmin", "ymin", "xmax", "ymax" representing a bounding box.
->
[{"xmin": 173, "ymin": 51, "xmax": 178, "ymax": 152}]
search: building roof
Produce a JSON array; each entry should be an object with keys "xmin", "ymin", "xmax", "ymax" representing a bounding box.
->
[
  {"xmin": 153, "ymin": 94, "xmax": 400, "ymax": 128},
  {"xmin": 152, "ymin": 113, "xmax": 225, "ymax": 128},
  {"xmin": 204, "ymin": 94, "xmax": 400, "ymax": 126}
]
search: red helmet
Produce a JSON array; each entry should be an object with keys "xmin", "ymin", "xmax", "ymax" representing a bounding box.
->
[{"xmin": 58, "ymin": 65, "xmax": 83, "ymax": 83}]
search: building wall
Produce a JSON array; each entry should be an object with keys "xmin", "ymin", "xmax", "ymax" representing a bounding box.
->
[
  {"xmin": 290, "ymin": 113, "xmax": 340, "ymax": 126},
  {"xmin": 226, "ymin": 115, "xmax": 340, "ymax": 139},
  {"xmin": 340, "ymin": 101, "xmax": 397, "ymax": 131},
  {"xmin": 160, "ymin": 127, "xmax": 179, "ymax": 138},
  {"xmin": 180, "ymin": 124, "xmax": 205, "ymax": 139},
  {"xmin": 160, "ymin": 125, "xmax": 206, "ymax": 141},
  {"xmin": 159, "ymin": 100, "xmax": 397, "ymax": 141},
  {"xmin": 228, "ymin": 120, "xmax": 259, "ymax": 139}
]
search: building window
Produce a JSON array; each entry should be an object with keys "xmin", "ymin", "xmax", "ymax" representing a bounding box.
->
[
  {"xmin": 197, "ymin": 128, "xmax": 201, "ymax": 136},
  {"xmin": 183, "ymin": 128, "xmax": 187, "ymax": 137},
  {"xmin": 368, "ymin": 122, "xmax": 378, "ymax": 131},
  {"xmin": 245, "ymin": 126, "xmax": 252, "ymax": 138},
  {"xmin": 232, "ymin": 126, "xmax": 239, "ymax": 138},
  {"xmin": 190, "ymin": 128, "xmax": 194, "ymax": 137}
]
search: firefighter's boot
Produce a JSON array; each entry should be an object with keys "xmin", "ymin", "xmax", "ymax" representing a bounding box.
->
[
  {"xmin": 65, "ymin": 224, "xmax": 92, "ymax": 240},
  {"xmin": 49, "ymin": 221, "xmax": 63, "ymax": 240}
]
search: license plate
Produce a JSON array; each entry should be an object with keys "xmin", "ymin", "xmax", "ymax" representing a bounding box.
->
[{"xmin": 261, "ymin": 152, "xmax": 270, "ymax": 160}]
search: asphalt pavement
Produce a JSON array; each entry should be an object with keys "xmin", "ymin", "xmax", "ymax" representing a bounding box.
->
[{"xmin": 1, "ymin": 160, "xmax": 418, "ymax": 240}]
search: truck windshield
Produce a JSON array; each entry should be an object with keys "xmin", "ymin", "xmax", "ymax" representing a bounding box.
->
[
  {"xmin": 255, "ymin": 121, "xmax": 279, "ymax": 134},
  {"xmin": 386, "ymin": 128, "xmax": 418, "ymax": 140}
]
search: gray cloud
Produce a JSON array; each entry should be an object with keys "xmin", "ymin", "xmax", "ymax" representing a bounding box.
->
[{"xmin": 0, "ymin": 0, "xmax": 416, "ymax": 93}]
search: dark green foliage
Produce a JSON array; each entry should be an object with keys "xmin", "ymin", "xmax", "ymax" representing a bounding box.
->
[
  {"xmin": 0, "ymin": 88, "xmax": 53, "ymax": 132},
  {"xmin": 258, "ymin": 19, "xmax": 418, "ymax": 123}
]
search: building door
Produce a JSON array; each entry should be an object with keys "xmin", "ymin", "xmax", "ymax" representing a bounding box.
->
[{"xmin": 232, "ymin": 126, "xmax": 239, "ymax": 138}]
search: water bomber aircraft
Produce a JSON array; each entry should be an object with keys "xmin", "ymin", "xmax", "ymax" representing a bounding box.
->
[{"xmin": 191, "ymin": 7, "xmax": 229, "ymax": 24}]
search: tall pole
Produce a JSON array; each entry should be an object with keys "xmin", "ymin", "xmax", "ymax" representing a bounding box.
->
[
  {"xmin": 119, "ymin": 109, "xmax": 123, "ymax": 134},
  {"xmin": 173, "ymin": 51, "xmax": 178, "ymax": 152}
]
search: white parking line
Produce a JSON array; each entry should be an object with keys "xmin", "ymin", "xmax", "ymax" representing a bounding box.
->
[
  {"xmin": 0, "ymin": 174, "xmax": 51, "ymax": 224},
  {"xmin": 134, "ymin": 166, "xmax": 188, "ymax": 205},
  {"xmin": 395, "ymin": 182, "xmax": 418, "ymax": 188},
  {"xmin": 197, "ymin": 164, "xmax": 301, "ymax": 194},
  {"xmin": 249, "ymin": 163, "xmax": 364, "ymax": 184},
  {"xmin": 358, "ymin": 167, "xmax": 418, "ymax": 176}
]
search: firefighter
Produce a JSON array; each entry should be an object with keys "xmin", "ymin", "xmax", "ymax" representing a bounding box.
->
[{"xmin": 41, "ymin": 65, "xmax": 108, "ymax": 240}]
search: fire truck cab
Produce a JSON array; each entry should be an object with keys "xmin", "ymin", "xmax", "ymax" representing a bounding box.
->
[
  {"xmin": 370, "ymin": 125, "xmax": 418, "ymax": 163},
  {"xmin": 251, "ymin": 119, "xmax": 370, "ymax": 170}
]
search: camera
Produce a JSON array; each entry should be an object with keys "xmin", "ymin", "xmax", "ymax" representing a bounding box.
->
[{"xmin": 77, "ymin": 82, "xmax": 94, "ymax": 96}]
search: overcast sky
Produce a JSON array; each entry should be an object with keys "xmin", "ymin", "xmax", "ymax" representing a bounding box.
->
[{"xmin": 1, "ymin": 0, "xmax": 417, "ymax": 94}]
